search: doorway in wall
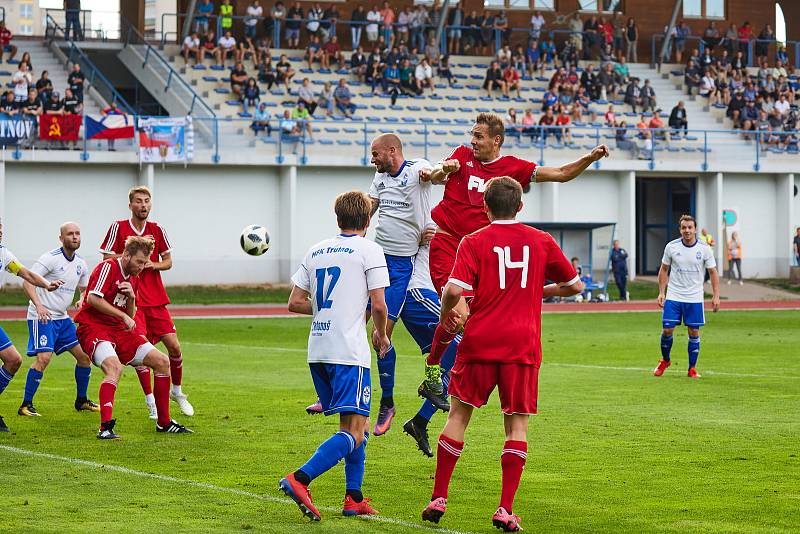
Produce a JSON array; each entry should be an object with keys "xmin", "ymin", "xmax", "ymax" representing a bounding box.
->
[{"xmin": 636, "ymin": 177, "xmax": 696, "ymax": 275}]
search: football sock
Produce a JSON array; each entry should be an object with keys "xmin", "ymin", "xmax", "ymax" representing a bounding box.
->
[
  {"xmin": 0, "ymin": 366, "xmax": 14, "ymax": 395},
  {"xmin": 500, "ymin": 440, "xmax": 528, "ymax": 513},
  {"xmin": 381, "ymin": 395, "xmax": 394, "ymax": 409},
  {"xmin": 74, "ymin": 365, "xmax": 91, "ymax": 400},
  {"xmin": 345, "ymin": 431, "xmax": 369, "ymax": 500},
  {"xmin": 377, "ymin": 345, "xmax": 396, "ymax": 400},
  {"xmin": 660, "ymin": 334, "xmax": 673, "ymax": 362},
  {"xmin": 136, "ymin": 366, "xmax": 153, "ymax": 395},
  {"xmin": 23, "ymin": 368, "xmax": 43, "ymax": 403},
  {"xmin": 432, "ymin": 434, "xmax": 463, "ymax": 500},
  {"xmin": 688, "ymin": 336, "xmax": 700, "ymax": 368},
  {"xmin": 298, "ymin": 430, "xmax": 357, "ymax": 482},
  {"xmin": 427, "ymin": 325, "xmax": 457, "ymax": 366},
  {"xmin": 441, "ymin": 336, "xmax": 459, "ymax": 372},
  {"xmin": 168, "ymin": 352, "xmax": 183, "ymax": 386},
  {"xmin": 413, "ymin": 412, "xmax": 431, "ymax": 428},
  {"xmin": 153, "ymin": 373, "xmax": 171, "ymax": 426},
  {"xmin": 99, "ymin": 378, "xmax": 117, "ymax": 423},
  {"xmin": 418, "ymin": 338, "xmax": 457, "ymax": 422}
]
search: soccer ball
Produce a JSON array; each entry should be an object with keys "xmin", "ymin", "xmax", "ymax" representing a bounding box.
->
[{"xmin": 240, "ymin": 225, "xmax": 270, "ymax": 256}]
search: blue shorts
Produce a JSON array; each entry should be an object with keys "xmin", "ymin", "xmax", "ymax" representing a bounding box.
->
[
  {"xmin": 662, "ymin": 300, "xmax": 705, "ymax": 328},
  {"xmin": 385, "ymin": 254, "xmax": 415, "ymax": 322},
  {"xmin": 0, "ymin": 326, "xmax": 13, "ymax": 352},
  {"xmin": 309, "ymin": 363, "xmax": 371, "ymax": 417},
  {"xmin": 2, "ymin": 45, "xmax": 14, "ymax": 53},
  {"xmin": 286, "ymin": 28, "xmax": 300, "ymax": 40},
  {"xmin": 27, "ymin": 318, "xmax": 79, "ymax": 356},
  {"xmin": 401, "ymin": 288, "xmax": 441, "ymax": 354}
]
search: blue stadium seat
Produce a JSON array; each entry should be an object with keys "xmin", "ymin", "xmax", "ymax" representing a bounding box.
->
[
  {"xmin": 429, "ymin": 141, "xmax": 442, "ymax": 147},
  {"xmin": 479, "ymin": 97, "xmax": 492, "ymax": 102},
  {"xmin": 398, "ymin": 128, "xmax": 413, "ymax": 134},
  {"xmin": 220, "ymin": 77, "xmax": 231, "ymax": 82},
  {"xmin": 225, "ymin": 100, "xmax": 240, "ymax": 106},
  {"xmin": 356, "ymin": 139, "xmax": 368, "ymax": 146},
  {"xmin": 288, "ymin": 57, "xmax": 301, "ymax": 62},
  {"xmin": 463, "ymin": 96, "xmax": 477, "ymax": 101},
  {"xmin": 318, "ymin": 139, "xmax": 334, "ymax": 145},
  {"xmin": 433, "ymin": 129, "xmax": 448, "ymax": 136},
  {"xmin": 465, "ymin": 84, "xmax": 480, "ymax": 91},
  {"xmin": 378, "ymin": 128, "xmax": 394, "ymax": 133},
  {"xmin": 450, "ymin": 129, "xmax": 465, "ymax": 136},
  {"xmin": 366, "ymin": 116, "xmax": 381, "ymax": 122},
  {"xmin": 214, "ymin": 88, "xmax": 230, "ymax": 94},
  {"xmin": 260, "ymin": 137, "xmax": 277, "ymax": 144},
  {"xmin": 371, "ymin": 104, "xmax": 386, "ymax": 110},
  {"xmin": 402, "ymin": 117, "xmax": 416, "ymax": 123},
  {"xmin": 476, "ymin": 107, "xmax": 491, "ymax": 113},
  {"xmin": 420, "ymin": 117, "xmax": 434, "ymax": 123},
  {"xmin": 300, "ymin": 68, "xmax": 313, "ymax": 74},
  {"xmin": 430, "ymin": 95, "xmax": 443, "ymax": 100},
  {"xmin": 436, "ymin": 118, "xmax": 452, "ymax": 124},
  {"xmin": 410, "ymin": 141, "xmax": 426, "ymax": 147},
  {"xmin": 424, "ymin": 106, "xmax": 439, "ymax": 112},
  {"xmin": 384, "ymin": 117, "xmax": 399, "ymax": 122},
  {"xmin": 446, "ymin": 95, "xmax": 460, "ymax": 101},
  {"xmin": 454, "ymin": 118, "xmax": 470, "ymax": 124},
  {"xmin": 238, "ymin": 112, "xmax": 252, "ymax": 118},
  {"xmin": 492, "ymin": 108, "xmax": 506, "ymax": 114},
  {"xmin": 324, "ymin": 127, "xmax": 341, "ymax": 133},
  {"xmin": 210, "ymin": 65, "xmax": 225, "ymax": 71},
  {"xmin": 470, "ymin": 74, "xmax": 484, "ymax": 80},
  {"xmin": 202, "ymin": 75, "xmax": 218, "ymax": 82},
  {"xmin": 343, "ymin": 127, "xmax": 359, "ymax": 134},
  {"xmin": 192, "ymin": 64, "xmax": 207, "ymax": 70},
  {"xmin": 685, "ymin": 135, "xmax": 699, "ymax": 141},
  {"xmin": 446, "ymin": 142, "xmax": 461, "ymax": 147},
  {"xmin": 442, "ymin": 106, "xmax": 456, "ymax": 113},
  {"xmin": 475, "ymin": 64, "xmax": 489, "ymax": 69},
  {"xmin": 454, "ymin": 74, "xmax": 468, "ymax": 79},
  {"xmin": 407, "ymin": 105, "xmax": 421, "ymax": 111},
  {"xmin": 336, "ymin": 139, "xmax": 353, "ymax": 145}
]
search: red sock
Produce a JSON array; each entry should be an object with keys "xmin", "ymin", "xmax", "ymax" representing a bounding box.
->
[
  {"xmin": 99, "ymin": 379, "xmax": 117, "ymax": 425},
  {"xmin": 499, "ymin": 440, "xmax": 527, "ymax": 512},
  {"xmin": 153, "ymin": 373, "xmax": 171, "ymax": 426},
  {"xmin": 426, "ymin": 324, "xmax": 458, "ymax": 366},
  {"xmin": 169, "ymin": 353, "xmax": 183, "ymax": 386},
  {"xmin": 432, "ymin": 434, "xmax": 463, "ymax": 500},
  {"xmin": 136, "ymin": 366, "xmax": 153, "ymax": 395}
]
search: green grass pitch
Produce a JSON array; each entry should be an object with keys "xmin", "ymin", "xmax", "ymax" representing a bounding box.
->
[{"xmin": 0, "ymin": 311, "xmax": 798, "ymax": 533}]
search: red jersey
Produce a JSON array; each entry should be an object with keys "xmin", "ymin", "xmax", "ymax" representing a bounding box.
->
[
  {"xmin": 448, "ymin": 220, "xmax": 578, "ymax": 365},
  {"xmin": 99, "ymin": 219, "xmax": 172, "ymax": 307},
  {"xmin": 431, "ymin": 145, "xmax": 537, "ymax": 238},
  {"xmin": 0, "ymin": 28, "xmax": 12, "ymax": 46},
  {"xmin": 75, "ymin": 258, "xmax": 141, "ymax": 329}
]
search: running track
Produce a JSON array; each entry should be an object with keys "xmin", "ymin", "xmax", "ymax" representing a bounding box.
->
[{"xmin": 0, "ymin": 300, "xmax": 797, "ymax": 320}]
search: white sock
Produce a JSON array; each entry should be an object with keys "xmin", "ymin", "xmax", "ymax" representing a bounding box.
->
[
  {"xmin": 171, "ymin": 385, "xmax": 183, "ymax": 397},
  {"xmin": 145, "ymin": 393, "xmax": 155, "ymax": 405}
]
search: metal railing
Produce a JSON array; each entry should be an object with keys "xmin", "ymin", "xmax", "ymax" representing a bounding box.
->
[{"xmin": 651, "ymin": 33, "xmax": 800, "ymax": 70}]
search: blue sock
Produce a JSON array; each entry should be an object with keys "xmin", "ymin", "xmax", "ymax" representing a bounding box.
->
[
  {"xmin": 660, "ymin": 334, "xmax": 673, "ymax": 362},
  {"xmin": 416, "ymin": 337, "xmax": 459, "ymax": 423},
  {"xmin": 377, "ymin": 345, "xmax": 396, "ymax": 399},
  {"xmin": 298, "ymin": 430, "xmax": 356, "ymax": 482},
  {"xmin": 75, "ymin": 365, "xmax": 91, "ymax": 399},
  {"xmin": 23, "ymin": 368, "xmax": 43, "ymax": 403},
  {"xmin": 0, "ymin": 366, "xmax": 14, "ymax": 395},
  {"xmin": 345, "ymin": 432, "xmax": 369, "ymax": 494},
  {"xmin": 688, "ymin": 336, "xmax": 700, "ymax": 368}
]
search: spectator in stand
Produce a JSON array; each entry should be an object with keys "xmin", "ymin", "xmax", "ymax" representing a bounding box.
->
[
  {"xmin": 641, "ymin": 79, "xmax": 656, "ymax": 112},
  {"xmin": 674, "ymin": 20, "xmax": 689, "ymax": 63},
  {"xmin": 279, "ymin": 109, "xmax": 300, "ymax": 138},
  {"xmin": 611, "ymin": 12, "xmax": 625, "ymax": 59},
  {"xmin": 424, "ymin": 38, "xmax": 441, "ymax": 68},
  {"xmin": 700, "ymin": 47, "xmax": 713, "ymax": 73},
  {"xmin": 182, "ymin": 32, "xmax": 201, "ymax": 65},
  {"xmin": 397, "ymin": 59, "xmax": 418, "ymax": 99},
  {"xmin": 503, "ymin": 63, "xmax": 522, "ymax": 99},
  {"xmin": 321, "ymin": 36, "xmax": 345, "ymax": 70},
  {"xmin": 599, "ymin": 62, "xmax": 619, "ymax": 100},
  {"xmin": 43, "ymin": 90, "xmax": 64, "ymax": 116},
  {"xmin": 537, "ymin": 106, "xmax": 555, "ymax": 143},
  {"xmin": 624, "ymin": 78, "xmax": 642, "ymax": 112},
  {"xmin": 297, "ymin": 78, "xmax": 317, "ymax": 115},
  {"xmin": 700, "ymin": 69, "xmax": 715, "ymax": 101},
  {"xmin": 415, "ymin": 57, "xmax": 435, "ymax": 95},
  {"xmin": 270, "ymin": 1, "xmax": 286, "ymax": 42},
  {"xmin": 739, "ymin": 99, "xmax": 759, "ymax": 137},
  {"xmin": 635, "ymin": 113, "xmax": 648, "ymax": 137},
  {"xmin": 333, "ymin": 79, "xmax": 356, "ymax": 117},
  {"xmin": 756, "ymin": 24, "xmax": 775, "ymax": 65},
  {"xmin": 731, "ymin": 50, "xmax": 746, "ymax": 73},
  {"xmin": 504, "ymin": 108, "xmax": 522, "ymax": 139},
  {"xmin": 255, "ymin": 35, "xmax": 270, "ymax": 65},
  {"xmin": 261, "ymin": 9, "xmax": 275, "ymax": 49},
  {"xmin": 251, "ymin": 102, "xmax": 271, "ymax": 137},
  {"xmin": 317, "ymin": 80, "xmax": 334, "ymax": 116},
  {"xmin": 574, "ymin": 87, "xmax": 592, "ymax": 119},
  {"xmin": 483, "ymin": 61, "xmax": 507, "ymax": 98},
  {"xmin": 412, "ymin": 5, "xmax": 430, "ymax": 53},
  {"xmin": 285, "ymin": 2, "xmax": 303, "ymax": 49},
  {"xmin": 615, "ymin": 120, "xmax": 640, "ymax": 158},
  {"xmin": 306, "ymin": 3, "xmax": 323, "ymax": 41},
  {"xmin": 580, "ymin": 64, "xmax": 600, "ymax": 100},
  {"xmin": 241, "ymin": 77, "xmax": 260, "ymax": 114},
  {"xmin": 525, "ymin": 39, "xmax": 542, "ymax": 78},
  {"xmin": 521, "ymin": 108, "xmax": 536, "ymax": 139},
  {"xmin": 583, "ymin": 14, "xmax": 599, "ymax": 60},
  {"xmin": 684, "ymin": 59, "xmax": 701, "ymax": 95},
  {"xmin": 12, "ymin": 62, "xmax": 32, "ymax": 103},
  {"xmin": 511, "ymin": 44, "xmax": 525, "ymax": 72},
  {"xmin": 291, "ymin": 101, "xmax": 313, "ymax": 139},
  {"xmin": 625, "ymin": 17, "xmax": 638, "ymax": 62},
  {"xmin": 615, "ymin": 56, "xmax": 630, "ymax": 85},
  {"xmin": 245, "ymin": 1, "xmax": 263, "ymax": 40},
  {"xmin": 199, "ymin": 30, "xmax": 218, "ymax": 65},
  {"xmin": 21, "ymin": 90, "xmax": 42, "ymax": 121},
  {"xmin": 560, "ymin": 40, "xmax": 579, "ymax": 69},
  {"xmin": 702, "ymin": 21, "xmax": 721, "ymax": 52},
  {"xmin": 599, "ymin": 16, "xmax": 613, "ymax": 54},
  {"xmin": 351, "ymin": 46, "xmax": 368, "ymax": 82},
  {"xmin": 555, "ymin": 107, "xmax": 571, "ymax": 144},
  {"xmin": 100, "ymin": 103, "xmax": 125, "ymax": 151},
  {"xmin": 216, "ymin": 31, "xmax": 237, "ymax": 67},
  {"xmin": 393, "ymin": 7, "xmax": 409, "ymax": 49},
  {"xmin": 530, "ymin": 10, "xmax": 545, "ymax": 42},
  {"xmin": 669, "ymin": 101, "xmax": 688, "ymax": 137},
  {"xmin": 438, "ymin": 55, "xmax": 454, "ymax": 86},
  {"xmin": 306, "ymin": 35, "xmax": 324, "ymax": 70},
  {"xmin": 568, "ymin": 13, "xmax": 584, "ymax": 59},
  {"xmin": 447, "ymin": 2, "xmax": 464, "ymax": 55},
  {"xmin": 738, "ymin": 22, "xmax": 753, "ymax": 55},
  {"xmin": 381, "ymin": 1, "xmax": 396, "ymax": 47},
  {"xmin": 604, "ymin": 104, "xmax": 616, "ymax": 126},
  {"xmin": 541, "ymin": 37, "xmax": 557, "ymax": 70},
  {"xmin": 776, "ymin": 46, "xmax": 789, "ymax": 68},
  {"xmin": 65, "ymin": 0, "xmax": 84, "ymax": 41},
  {"xmin": 321, "ymin": 4, "xmax": 339, "ymax": 43},
  {"xmin": 0, "ymin": 21, "xmax": 17, "ymax": 63},
  {"xmin": 649, "ymin": 110, "xmax": 667, "ymax": 140},
  {"xmin": 1, "ymin": 91, "xmax": 18, "ymax": 115},
  {"xmin": 366, "ymin": 5, "xmax": 382, "ymax": 47},
  {"xmin": 775, "ymin": 93, "xmax": 791, "ymax": 118},
  {"xmin": 62, "ymin": 88, "xmax": 82, "ymax": 116},
  {"xmin": 275, "ymin": 54, "xmax": 295, "ymax": 93},
  {"xmin": 493, "ymin": 10, "xmax": 510, "ymax": 48},
  {"xmin": 239, "ymin": 34, "xmax": 257, "ymax": 65},
  {"xmin": 219, "ymin": 0, "xmax": 234, "ymax": 35},
  {"xmin": 230, "ymin": 61, "xmax": 248, "ymax": 97},
  {"xmin": 257, "ymin": 55, "xmax": 275, "ymax": 89},
  {"xmin": 351, "ymin": 5, "xmax": 367, "ymax": 50},
  {"xmin": 35, "ymin": 71, "xmax": 54, "ymax": 106},
  {"xmin": 497, "ymin": 45, "xmax": 512, "ymax": 69},
  {"xmin": 462, "ymin": 10, "xmax": 479, "ymax": 54},
  {"xmin": 724, "ymin": 23, "xmax": 738, "ymax": 56},
  {"xmin": 542, "ymin": 86, "xmax": 558, "ymax": 112},
  {"xmin": 772, "ymin": 60, "xmax": 788, "ymax": 81}
]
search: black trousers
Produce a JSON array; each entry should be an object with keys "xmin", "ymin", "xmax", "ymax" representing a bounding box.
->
[{"xmin": 613, "ymin": 271, "xmax": 627, "ymax": 300}]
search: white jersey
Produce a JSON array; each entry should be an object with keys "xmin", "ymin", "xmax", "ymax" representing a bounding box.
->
[
  {"xmin": 661, "ymin": 238, "xmax": 716, "ymax": 303},
  {"xmin": 408, "ymin": 243, "xmax": 435, "ymax": 292},
  {"xmin": 0, "ymin": 245, "xmax": 21, "ymax": 275},
  {"xmin": 369, "ymin": 159, "xmax": 432, "ymax": 257},
  {"xmin": 26, "ymin": 248, "xmax": 88, "ymax": 321},
  {"xmin": 292, "ymin": 234, "xmax": 389, "ymax": 368}
]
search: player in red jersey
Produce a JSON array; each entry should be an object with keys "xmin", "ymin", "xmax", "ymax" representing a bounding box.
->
[
  {"xmin": 75, "ymin": 236, "xmax": 192, "ymax": 439},
  {"xmin": 99, "ymin": 186, "xmax": 194, "ymax": 419},
  {"xmin": 417, "ymin": 112, "xmax": 608, "ymax": 394},
  {"xmin": 421, "ymin": 177, "xmax": 583, "ymax": 531}
]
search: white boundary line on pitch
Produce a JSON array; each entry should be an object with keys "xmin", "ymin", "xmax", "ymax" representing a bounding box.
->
[
  {"xmin": 182, "ymin": 343, "xmax": 800, "ymax": 380},
  {"xmin": 0, "ymin": 444, "xmax": 476, "ymax": 534}
]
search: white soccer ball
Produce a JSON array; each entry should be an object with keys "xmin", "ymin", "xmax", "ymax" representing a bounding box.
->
[{"xmin": 240, "ymin": 224, "xmax": 270, "ymax": 256}]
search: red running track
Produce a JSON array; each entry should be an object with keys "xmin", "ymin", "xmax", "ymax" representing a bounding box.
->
[{"xmin": 0, "ymin": 300, "xmax": 798, "ymax": 321}]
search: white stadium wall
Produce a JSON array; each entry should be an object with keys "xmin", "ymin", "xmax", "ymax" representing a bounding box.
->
[{"xmin": 0, "ymin": 160, "xmax": 795, "ymax": 286}]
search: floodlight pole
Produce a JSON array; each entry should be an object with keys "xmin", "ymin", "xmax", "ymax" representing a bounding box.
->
[
  {"xmin": 657, "ymin": 0, "xmax": 683, "ymax": 73},
  {"xmin": 183, "ymin": 0, "xmax": 198, "ymax": 40}
]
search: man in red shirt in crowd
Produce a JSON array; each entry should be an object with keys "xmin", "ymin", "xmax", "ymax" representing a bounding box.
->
[
  {"xmin": 75, "ymin": 236, "xmax": 192, "ymax": 439},
  {"xmin": 417, "ymin": 113, "xmax": 607, "ymax": 395},
  {"xmin": 0, "ymin": 21, "xmax": 17, "ymax": 63},
  {"xmin": 100, "ymin": 186, "xmax": 194, "ymax": 419},
  {"xmin": 421, "ymin": 177, "xmax": 583, "ymax": 531}
]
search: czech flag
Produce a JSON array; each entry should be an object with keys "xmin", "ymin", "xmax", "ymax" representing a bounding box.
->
[{"xmin": 86, "ymin": 114, "xmax": 135, "ymax": 140}]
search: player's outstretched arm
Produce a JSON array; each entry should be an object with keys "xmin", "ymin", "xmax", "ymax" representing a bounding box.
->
[
  {"xmin": 287, "ymin": 285, "xmax": 313, "ymax": 315},
  {"xmin": 420, "ymin": 159, "xmax": 460, "ymax": 185},
  {"xmin": 17, "ymin": 266, "xmax": 63, "ymax": 292},
  {"xmin": 542, "ymin": 279, "xmax": 585, "ymax": 299},
  {"xmin": 657, "ymin": 263, "xmax": 670, "ymax": 308},
  {"xmin": 708, "ymin": 267, "xmax": 721, "ymax": 312},
  {"xmin": 440, "ymin": 282, "xmax": 464, "ymax": 324},
  {"xmin": 369, "ymin": 288, "xmax": 390, "ymax": 357},
  {"xmin": 535, "ymin": 144, "xmax": 610, "ymax": 183}
]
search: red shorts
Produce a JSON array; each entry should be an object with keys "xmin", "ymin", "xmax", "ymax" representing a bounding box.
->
[
  {"xmin": 448, "ymin": 359, "xmax": 540, "ymax": 415},
  {"xmin": 76, "ymin": 323, "xmax": 151, "ymax": 366},
  {"xmin": 134, "ymin": 306, "xmax": 176, "ymax": 345},
  {"xmin": 430, "ymin": 232, "xmax": 473, "ymax": 298}
]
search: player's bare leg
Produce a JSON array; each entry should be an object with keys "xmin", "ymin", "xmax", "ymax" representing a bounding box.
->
[
  {"xmin": 421, "ymin": 297, "xmax": 467, "ymax": 406},
  {"xmin": 162, "ymin": 333, "xmax": 194, "ymax": 415},
  {"xmin": 493, "ymin": 414, "xmax": 528, "ymax": 532},
  {"xmin": 142, "ymin": 349, "xmax": 192, "ymax": 433},
  {"xmin": 654, "ymin": 326, "xmax": 674, "ymax": 376},
  {"xmin": 687, "ymin": 327, "xmax": 701, "ymax": 378},
  {"xmin": 423, "ymin": 396, "xmax": 473, "ymax": 524},
  {"xmin": 0, "ymin": 345, "xmax": 23, "ymax": 432}
]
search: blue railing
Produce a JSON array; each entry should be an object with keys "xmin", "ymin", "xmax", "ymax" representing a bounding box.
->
[{"xmin": 651, "ymin": 33, "xmax": 799, "ymax": 70}]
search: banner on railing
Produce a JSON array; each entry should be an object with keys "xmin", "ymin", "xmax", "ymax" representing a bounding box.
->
[
  {"xmin": 0, "ymin": 114, "xmax": 35, "ymax": 146},
  {"xmin": 138, "ymin": 116, "xmax": 194, "ymax": 163},
  {"xmin": 39, "ymin": 114, "xmax": 82, "ymax": 141},
  {"xmin": 86, "ymin": 114, "xmax": 135, "ymax": 140}
]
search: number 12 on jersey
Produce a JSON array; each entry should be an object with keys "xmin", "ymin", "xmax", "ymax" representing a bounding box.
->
[
  {"xmin": 315, "ymin": 266, "xmax": 341, "ymax": 309},
  {"xmin": 493, "ymin": 246, "xmax": 530, "ymax": 289}
]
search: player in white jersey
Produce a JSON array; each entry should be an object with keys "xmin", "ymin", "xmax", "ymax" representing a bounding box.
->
[
  {"xmin": 367, "ymin": 133, "xmax": 447, "ymax": 436},
  {"xmin": 19, "ymin": 222, "xmax": 100, "ymax": 417},
  {"xmin": 0, "ymin": 219, "xmax": 65, "ymax": 432},
  {"xmin": 654, "ymin": 214, "xmax": 721, "ymax": 378},
  {"xmin": 279, "ymin": 191, "xmax": 390, "ymax": 521}
]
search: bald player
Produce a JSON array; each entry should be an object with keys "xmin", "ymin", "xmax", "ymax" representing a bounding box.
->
[{"xmin": 18, "ymin": 222, "xmax": 99, "ymax": 417}]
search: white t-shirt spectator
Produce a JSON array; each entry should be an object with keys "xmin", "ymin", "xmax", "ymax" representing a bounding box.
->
[
  {"xmin": 415, "ymin": 63, "xmax": 432, "ymax": 81},
  {"xmin": 775, "ymin": 98, "xmax": 791, "ymax": 116},
  {"xmin": 219, "ymin": 35, "xmax": 236, "ymax": 50},
  {"xmin": 699, "ymin": 75, "xmax": 714, "ymax": 96},
  {"xmin": 246, "ymin": 4, "xmax": 263, "ymax": 27},
  {"xmin": 12, "ymin": 71, "xmax": 30, "ymax": 100},
  {"xmin": 183, "ymin": 35, "xmax": 200, "ymax": 49},
  {"xmin": 366, "ymin": 10, "xmax": 382, "ymax": 33},
  {"xmin": 530, "ymin": 14, "xmax": 545, "ymax": 34}
]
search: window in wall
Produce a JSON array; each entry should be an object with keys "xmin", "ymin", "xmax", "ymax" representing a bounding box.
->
[
  {"xmin": 484, "ymin": 0, "xmax": 506, "ymax": 7},
  {"xmin": 602, "ymin": 0, "xmax": 623, "ymax": 12},
  {"xmin": 705, "ymin": 0, "xmax": 725, "ymax": 18},
  {"xmin": 580, "ymin": 0, "xmax": 623, "ymax": 12},
  {"xmin": 579, "ymin": 0, "xmax": 598, "ymax": 10},
  {"xmin": 20, "ymin": 5, "xmax": 34, "ymax": 19},
  {"xmin": 20, "ymin": 25, "xmax": 33, "ymax": 35},
  {"xmin": 683, "ymin": 0, "xmax": 702, "ymax": 17},
  {"xmin": 534, "ymin": 0, "xmax": 555, "ymax": 9}
]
